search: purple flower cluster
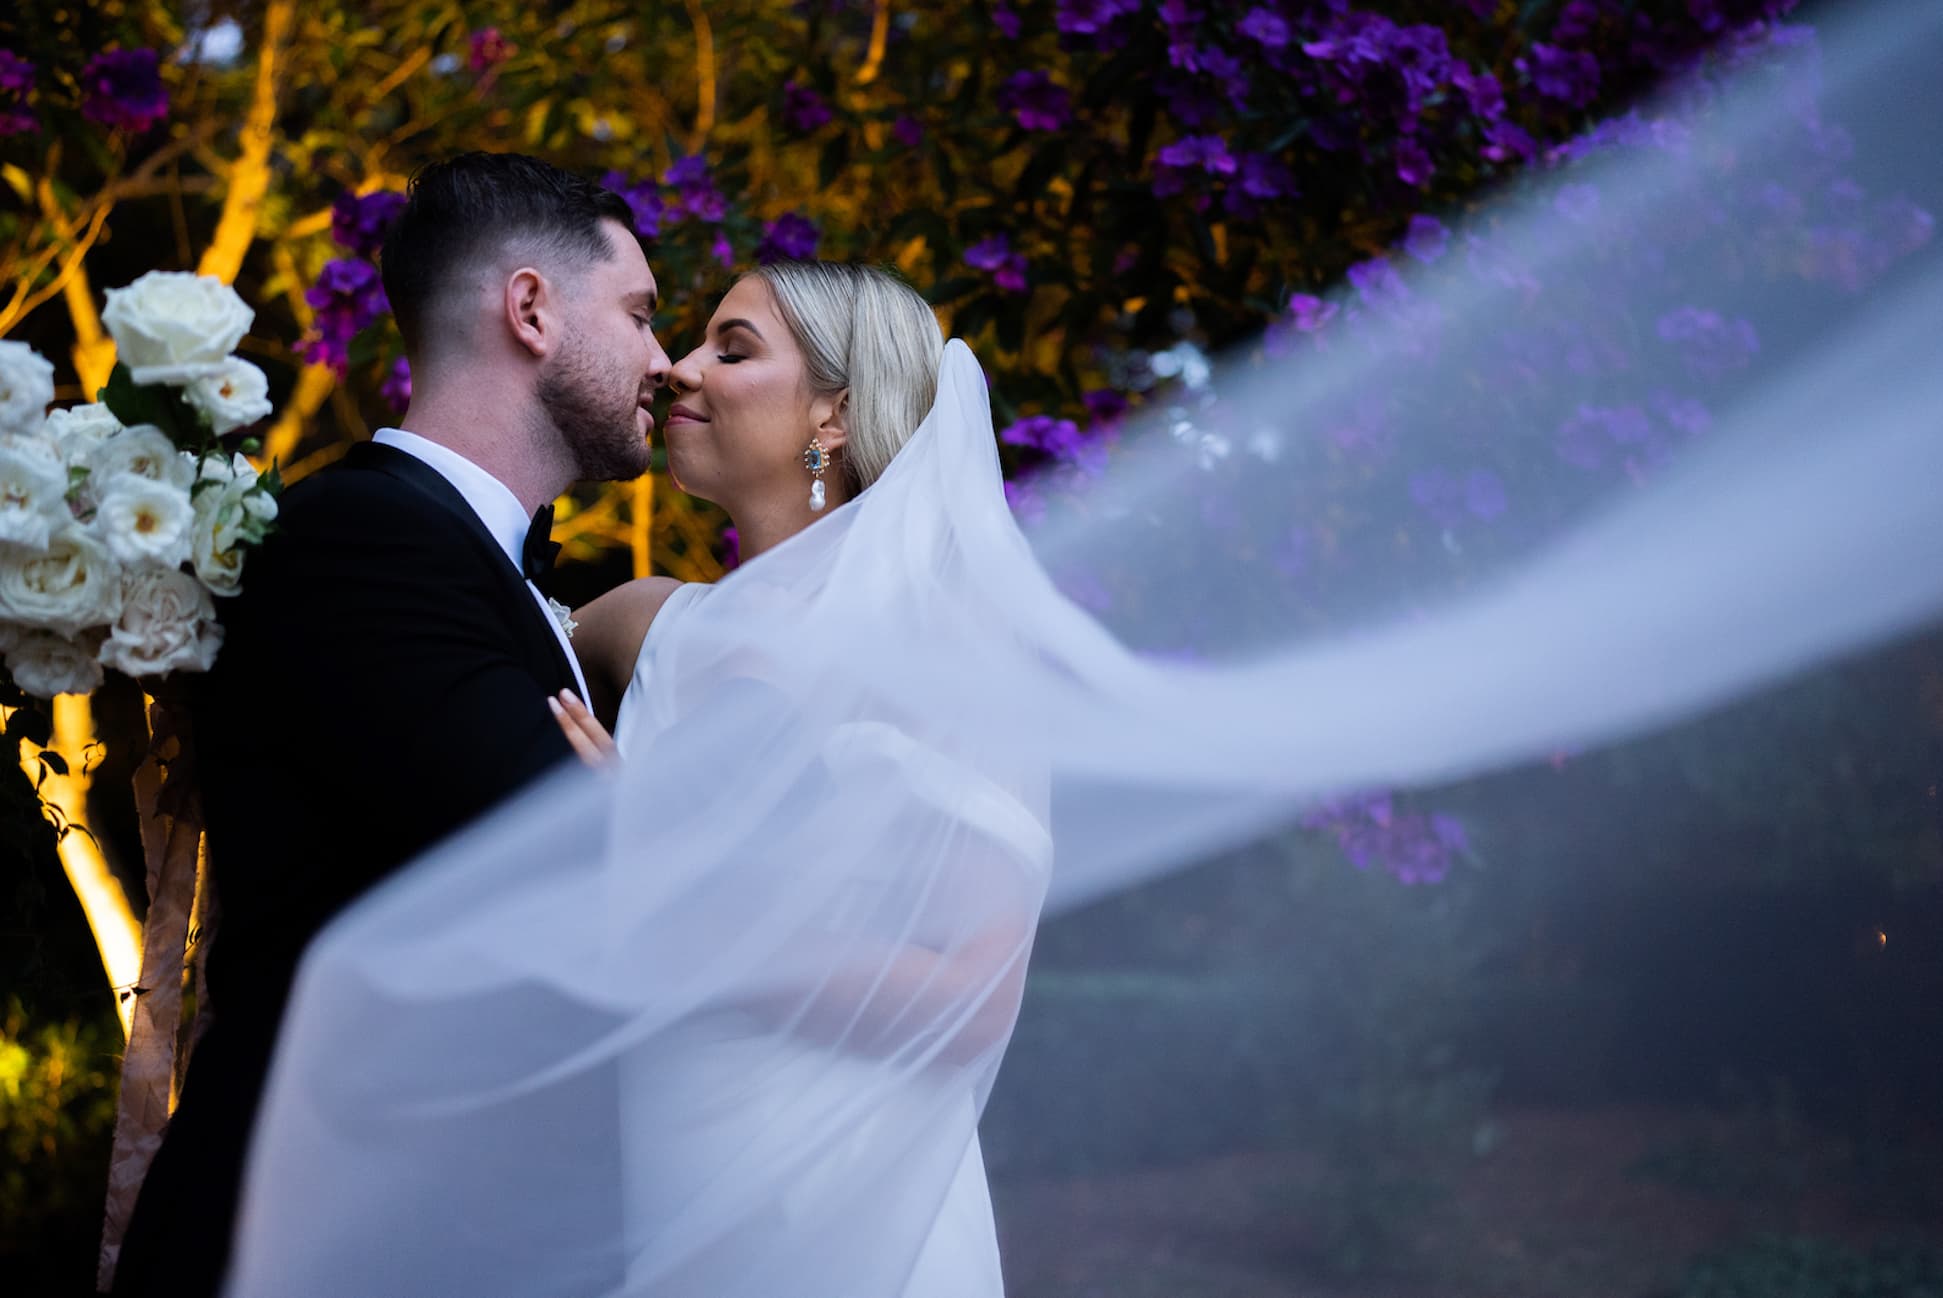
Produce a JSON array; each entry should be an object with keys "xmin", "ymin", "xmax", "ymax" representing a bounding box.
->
[
  {"xmin": 80, "ymin": 49, "xmax": 169, "ymax": 134},
  {"xmin": 1301, "ymin": 794, "xmax": 1469, "ymax": 885},
  {"xmin": 1056, "ymin": 0, "xmax": 1139, "ymax": 41},
  {"xmin": 965, "ymin": 234, "xmax": 1029, "ymax": 294},
  {"xmin": 300, "ymin": 259, "xmax": 389, "ymax": 375},
  {"xmin": 1409, "ymin": 468, "xmax": 1508, "ymax": 528},
  {"xmin": 782, "ymin": 80, "xmax": 833, "ymax": 133},
  {"xmin": 1656, "ymin": 307, "xmax": 1760, "ymax": 378},
  {"xmin": 663, "ymin": 154, "xmax": 728, "ymax": 224},
  {"xmin": 0, "ymin": 51, "xmax": 34, "ymax": 137},
  {"xmin": 756, "ymin": 212, "xmax": 820, "ymax": 264},
  {"xmin": 602, "ymin": 154, "xmax": 733, "ymax": 254},
  {"xmin": 381, "ymin": 356, "xmax": 412, "ymax": 412},
  {"xmin": 468, "ymin": 28, "xmax": 513, "ymax": 75},
  {"xmin": 603, "ymin": 170, "xmax": 667, "ymax": 239},
  {"xmin": 1002, "ymin": 407, "xmax": 1118, "ymax": 480},
  {"xmin": 1518, "ymin": 42, "xmax": 1603, "ymax": 108},
  {"xmin": 1153, "ymin": 134, "xmax": 1241, "ymax": 206},
  {"xmin": 330, "ymin": 190, "xmax": 407, "ymax": 259},
  {"xmin": 998, "ymin": 71, "xmax": 1072, "ymax": 133}
]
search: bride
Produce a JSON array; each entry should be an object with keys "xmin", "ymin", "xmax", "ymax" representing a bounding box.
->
[{"xmin": 564, "ymin": 261, "xmax": 1036, "ymax": 1296}]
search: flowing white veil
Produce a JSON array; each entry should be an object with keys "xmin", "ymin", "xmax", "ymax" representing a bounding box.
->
[{"xmin": 225, "ymin": 4, "xmax": 1943, "ymax": 1295}]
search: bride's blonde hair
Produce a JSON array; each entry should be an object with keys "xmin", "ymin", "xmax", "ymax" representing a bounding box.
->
[{"xmin": 745, "ymin": 261, "xmax": 945, "ymax": 491}]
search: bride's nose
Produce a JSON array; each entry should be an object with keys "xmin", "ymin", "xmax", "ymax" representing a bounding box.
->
[{"xmin": 668, "ymin": 350, "xmax": 704, "ymax": 395}]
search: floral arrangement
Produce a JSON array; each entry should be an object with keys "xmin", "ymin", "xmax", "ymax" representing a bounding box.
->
[{"xmin": 0, "ymin": 271, "xmax": 281, "ymax": 699}]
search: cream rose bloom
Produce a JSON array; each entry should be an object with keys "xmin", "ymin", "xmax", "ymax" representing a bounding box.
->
[
  {"xmin": 0, "ymin": 433, "xmax": 73, "ymax": 551},
  {"xmin": 44, "ymin": 402, "xmax": 123, "ymax": 452},
  {"xmin": 96, "ymin": 474, "xmax": 195, "ymax": 567},
  {"xmin": 101, "ymin": 271, "xmax": 255, "ymax": 386},
  {"xmin": 90, "ymin": 425, "xmax": 196, "ymax": 490},
  {"xmin": 0, "ymin": 523, "xmax": 121, "ymax": 635},
  {"xmin": 99, "ymin": 566, "xmax": 222, "ymax": 677},
  {"xmin": 0, "ymin": 340, "xmax": 56, "ymax": 434},
  {"xmin": 185, "ymin": 358, "xmax": 274, "ymax": 435},
  {"xmin": 190, "ymin": 488, "xmax": 247, "ymax": 596},
  {"xmin": 4, "ymin": 628, "xmax": 104, "ymax": 698}
]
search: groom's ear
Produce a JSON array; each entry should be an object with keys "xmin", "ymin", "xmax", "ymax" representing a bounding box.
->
[
  {"xmin": 812, "ymin": 388, "xmax": 851, "ymax": 453},
  {"xmin": 503, "ymin": 267, "xmax": 554, "ymax": 360}
]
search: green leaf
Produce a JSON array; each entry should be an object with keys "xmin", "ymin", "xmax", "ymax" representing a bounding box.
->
[
  {"xmin": 927, "ymin": 276, "xmax": 982, "ymax": 306},
  {"xmin": 817, "ymin": 134, "xmax": 851, "ymax": 190},
  {"xmin": 99, "ymin": 364, "xmax": 190, "ymax": 444}
]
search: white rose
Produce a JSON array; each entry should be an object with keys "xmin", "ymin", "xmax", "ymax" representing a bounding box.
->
[
  {"xmin": 190, "ymin": 488, "xmax": 248, "ymax": 596},
  {"xmin": 4, "ymin": 628, "xmax": 104, "ymax": 698},
  {"xmin": 90, "ymin": 425, "xmax": 196, "ymax": 490},
  {"xmin": 0, "ymin": 341, "xmax": 56, "ymax": 434},
  {"xmin": 0, "ymin": 433, "xmax": 73, "ymax": 551},
  {"xmin": 95, "ymin": 474, "xmax": 194, "ymax": 567},
  {"xmin": 184, "ymin": 358, "xmax": 273, "ymax": 435},
  {"xmin": 100, "ymin": 271, "xmax": 255, "ymax": 386},
  {"xmin": 0, "ymin": 522, "xmax": 123, "ymax": 635},
  {"xmin": 44, "ymin": 402, "xmax": 123, "ymax": 453},
  {"xmin": 99, "ymin": 566, "xmax": 222, "ymax": 678}
]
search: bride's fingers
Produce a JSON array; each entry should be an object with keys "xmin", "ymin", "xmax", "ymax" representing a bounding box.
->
[
  {"xmin": 556, "ymin": 689, "xmax": 620, "ymax": 762},
  {"xmin": 548, "ymin": 692, "xmax": 616, "ymax": 766}
]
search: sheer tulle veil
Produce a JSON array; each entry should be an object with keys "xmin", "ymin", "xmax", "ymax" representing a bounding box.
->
[{"xmin": 224, "ymin": 3, "xmax": 1943, "ymax": 1294}]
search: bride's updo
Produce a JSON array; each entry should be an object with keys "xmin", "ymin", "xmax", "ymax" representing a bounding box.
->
[{"xmin": 745, "ymin": 261, "xmax": 945, "ymax": 492}]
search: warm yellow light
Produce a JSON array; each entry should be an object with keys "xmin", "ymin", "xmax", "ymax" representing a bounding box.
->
[
  {"xmin": 1878, "ymin": 929, "xmax": 1888, "ymax": 948},
  {"xmin": 14, "ymin": 695, "xmax": 143, "ymax": 1037}
]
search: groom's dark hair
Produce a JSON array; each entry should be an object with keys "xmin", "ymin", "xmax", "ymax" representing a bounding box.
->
[{"xmin": 381, "ymin": 151, "xmax": 636, "ymax": 356}]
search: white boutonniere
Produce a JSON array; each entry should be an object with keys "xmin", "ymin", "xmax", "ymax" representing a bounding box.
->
[{"xmin": 546, "ymin": 596, "xmax": 578, "ymax": 638}]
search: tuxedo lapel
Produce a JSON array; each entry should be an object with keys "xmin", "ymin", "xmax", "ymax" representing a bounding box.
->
[{"xmin": 340, "ymin": 441, "xmax": 579, "ymax": 692}]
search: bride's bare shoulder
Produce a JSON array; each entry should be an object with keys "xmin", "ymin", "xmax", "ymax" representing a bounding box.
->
[{"xmin": 572, "ymin": 577, "xmax": 687, "ymax": 722}]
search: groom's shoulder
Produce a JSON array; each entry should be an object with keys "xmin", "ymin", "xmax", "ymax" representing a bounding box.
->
[{"xmin": 275, "ymin": 448, "xmax": 452, "ymax": 542}]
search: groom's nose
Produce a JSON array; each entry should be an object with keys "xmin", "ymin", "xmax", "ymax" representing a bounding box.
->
[{"xmin": 643, "ymin": 333, "xmax": 671, "ymax": 389}]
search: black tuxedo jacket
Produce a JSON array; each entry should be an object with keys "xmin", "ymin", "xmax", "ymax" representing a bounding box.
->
[{"xmin": 114, "ymin": 440, "xmax": 580, "ymax": 1297}]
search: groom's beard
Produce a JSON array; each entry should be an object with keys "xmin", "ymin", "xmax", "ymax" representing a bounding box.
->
[{"xmin": 537, "ymin": 328, "xmax": 652, "ymax": 482}]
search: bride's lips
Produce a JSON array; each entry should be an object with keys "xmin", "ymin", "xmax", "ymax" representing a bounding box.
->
[{"xmin": 665, "ymin": 403, "xmax": 709, "ymax": 428}]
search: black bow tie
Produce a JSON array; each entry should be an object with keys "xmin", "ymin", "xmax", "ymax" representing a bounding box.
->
[{"xmin": 522, "ymin": 504, "xmax": 561, "ymax": 582}]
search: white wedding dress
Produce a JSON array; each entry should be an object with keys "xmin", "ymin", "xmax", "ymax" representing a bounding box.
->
[{"xmin": 608, "ymin": 580, "xmax": 1028, "ymax": 1297}]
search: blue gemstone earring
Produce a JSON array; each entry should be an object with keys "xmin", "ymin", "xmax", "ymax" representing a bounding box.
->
[{"xmin": 804, "ymin": 438, "xmax": 829, "ymax": 512}]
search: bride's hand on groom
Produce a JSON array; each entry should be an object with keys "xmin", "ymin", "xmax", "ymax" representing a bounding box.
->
[{"xmin": 548, "ymin": 690, "xmax": 618, "ymax": 766}]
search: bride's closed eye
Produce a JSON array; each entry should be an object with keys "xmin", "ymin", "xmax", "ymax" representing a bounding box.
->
[{"xmin": 716, "ymin": 353, "xmax": 746, "ymax": 364}]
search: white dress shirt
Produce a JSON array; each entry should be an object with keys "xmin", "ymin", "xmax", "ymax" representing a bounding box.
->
[{"xmin": 371, "ymin": 428, "xmax": 591, "ymax": 703}]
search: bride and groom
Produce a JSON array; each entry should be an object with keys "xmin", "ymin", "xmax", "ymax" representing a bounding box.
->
[{"xmin": 116, "ymin": 152, "xmax": 1036, "ymax": 1296}]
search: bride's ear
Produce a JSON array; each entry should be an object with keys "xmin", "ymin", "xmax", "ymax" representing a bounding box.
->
[{"xmin": 811, "ymin": 388, "xmax": 851, "ymax": 454}]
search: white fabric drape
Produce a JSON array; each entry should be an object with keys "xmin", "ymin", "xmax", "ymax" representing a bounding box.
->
[{"xmin": 225, "ymin": 4, "xmax": 1943, "ymax": 1294}]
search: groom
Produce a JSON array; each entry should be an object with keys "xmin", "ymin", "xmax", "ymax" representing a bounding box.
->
[{"xmin": 112, "ymin": 153, "xmax": 670, "ymax": 1297}]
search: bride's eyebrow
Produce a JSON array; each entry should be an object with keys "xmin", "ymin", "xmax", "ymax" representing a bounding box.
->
[{"xmin": 715, "ymin": 318, "xmax": 763, "ymax": 342}]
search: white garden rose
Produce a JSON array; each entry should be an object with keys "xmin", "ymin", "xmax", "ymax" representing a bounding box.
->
[
  {"xmin": 0, "ymin": 433, "xmax": 73, "ymax": 551},
  {"xmin": 190, "ymin": 487, "xmax": 248, "ymax": 596},
  {"xmin": 184, "ymin": 358, "xmax": 273, "ymax": 435},
  {"xmin": 43, "ymin": 402, "xmax": 123, "ymax": 452},
  {"xmin": 100, "ymin": 271, "xmax": 255, "ymax": 385},
  {"xmin": 0, "ymin": 340, "xmax": 56, "ymax": 434},
  {"xmin": 4, "ymin": 628, "xmax": 104, "ymax": 698},
  {"xmin": 0, "ymin": 522, "xmax": 122, "ymax": 635},
  {"xmin": 95, "ymin": 474, "xmax": 194, "ymax": 567},
  {"xmin": 99, "ymin": 566, "xmax": 221, "ymax": 677},
  {"xmin": 90, "ymin": 425, "xmax": 196, "ymax": 490}
]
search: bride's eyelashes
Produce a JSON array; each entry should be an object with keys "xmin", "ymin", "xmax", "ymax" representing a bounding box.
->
[{"xmin": 716, "ymin": 353, "xmax": 745, "ymax": 364}]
